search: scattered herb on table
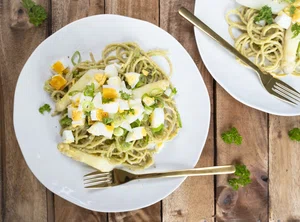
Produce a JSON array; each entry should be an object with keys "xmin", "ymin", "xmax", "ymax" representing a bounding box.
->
[
  {"xmin": 228, "ymin": 164, "xmax": 251, "ymax": 190},
  {"xmin": 288, "ymin": 128, "xmax": 300, "ymax": 141},
  {"xmin": 221, "ymin": 127, "xmax": 242, "ymax": 145},
  {"xmin": 22, "ymin": 0, "xmax": 47, "ymax": 27}
]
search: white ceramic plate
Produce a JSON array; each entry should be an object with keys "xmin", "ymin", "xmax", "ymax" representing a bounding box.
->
[
  {"xmin": 14, "ymin": 15, "xmax": 210, "ymax": 212},
  {"xmin": 195, "ymin": 0, "xmax": 300, "ymax": 116}
]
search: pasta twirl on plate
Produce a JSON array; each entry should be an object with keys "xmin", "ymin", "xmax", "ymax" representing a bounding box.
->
[{"xmin": 44, "ymin": 42, "xmax": 181, "ymax": 170}]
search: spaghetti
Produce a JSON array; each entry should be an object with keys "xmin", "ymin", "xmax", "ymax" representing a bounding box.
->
[{"xmin": 44, "ymin": 42, "xmax": 181, "ymax": 170}]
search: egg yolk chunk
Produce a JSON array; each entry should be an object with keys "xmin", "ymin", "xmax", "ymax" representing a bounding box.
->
[
  {"xmin": 52, "ymin": 61, "xmax": 65, "ymax": 74},
  {"xmin": 72, "ymin": 110, "xmax": 83, "ymax": 121},
  {"xmin": 50, "ymin": 75, "xmax": 67, "ymax": 90},
  {"xmin": 105, "ymin": 125, "xmax": 114, "ymax": 132},
  {"xmin": 94, "ymin": 74, "xmax": 107, "ymax": 86},
  {"xmin": 103, "ymin": 88, "xmax": 118, "ymax": 99},
  {"xmin": 95, "ymin": 109, "xmax": 108, "ymax": 121}
]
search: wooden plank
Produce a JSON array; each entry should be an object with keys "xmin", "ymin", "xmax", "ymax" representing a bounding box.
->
[
  {"xmin": 269, "ymin": 116, "xmax": 300, "ymax": 221},
  {"xmin": 160, "ymin": 1, "xmax": 215, "ymax": 221},
  {"xmin": 216, "ymin": 87, "xmax": 268, "ymax": 221},
  {"xmin": 51, "ymin": 1, "xmax": 107, "ymax": 221},
  {"xmin": 105, "ymin": 0, "xmax": 160, "ymax": 221},
  {"xmin": 0, "ymin": 0, "xmax": 49, "ymax": 221}
]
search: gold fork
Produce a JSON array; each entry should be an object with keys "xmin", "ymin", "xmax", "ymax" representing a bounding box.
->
[
  {"xmin": 179, "ymin": 7, "xmax": 300, "ymax": 105},
  {"xmin": 83, "ymin": 165, "xmax": 235, "ymax": 188}
]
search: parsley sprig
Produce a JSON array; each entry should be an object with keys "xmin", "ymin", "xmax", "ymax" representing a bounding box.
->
[
  {"xmin": 228, "ymin": 164, "xmax": 251, "ymax": 190},
  {"xmin": 254, "ymin": 6, "xmax": 273, "ymax": 25},
  {"xmin": 288, "ymin": 128, "xmax": 300, "ymax": 141},
  {"xmin": 22, "ymin": 0, "xmax": 47, "ymax": 27},
  {"xmin": 221, "ymin": 127, "xmax": 242, "ymax": 145},
  {"xmin": 292, "ymin": 23, "xmax": 300, "ymax": 38},
  {"xmin": 39, "ymin": 104, "xmax": 51, "ymax": 114}
]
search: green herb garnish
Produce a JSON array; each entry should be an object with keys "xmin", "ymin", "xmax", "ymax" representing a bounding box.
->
[
  {"xmin": 221, "ymin": 127, "xmax": 242, "ymax": 145},
  {"xmin": 71, "ymin": 51, "xmax": 82, "ymax": 66},
  {"xmin": 285, "ymin": 0, "xmax": 295, "ymax": 3},
  {"xmin": 288, "ymin": 128, "xmax": 300, "ymax": 141},
  {"xmin": 22, "ymin": 0, "xmax": 47, "ymax": 26},
  {"xmin": 228, "ymin": 164, "xmax": 251, "ymax": 190},
  {"xmin": 290, "ymin": 5, "xmax": 296, "ymax": 16},
  {"xmin": 102, "ymin": 117, "xmax": 113, "ymax": 125},
  {"xmin": 83, "ymin": 83, "xmax": 94, "ymax": 97},
  {"xmin": 171, "ymin": 87, "xmax": 177, "ymax": 95},
  {"xmin": 130, "ymin": 119, "xmax": 141, "ymax": 128},
  {"xmin": 102, "ymin": 98, "xmax": 114, "ymax": 104},
  {"xmin": 152, "ymin": 124, "xmax": 164, "ymax": 134},
  {"xmin": 60, "ymin": 116, "xmax": 72, "ymax": 127},
  {"xmin": 254, "ymin": 5, "xmax": 273, "ymax": 25},
  {"xmin": 292, "ymin": 23, "xmax": 300, "ymax": 38},
  {"xmin": 120, "ymin": 91, "xmax": 132, "ymax": 100},
  {"xmin": 39, "ymin": 104, "xmax": 51, "ymax": 114}
]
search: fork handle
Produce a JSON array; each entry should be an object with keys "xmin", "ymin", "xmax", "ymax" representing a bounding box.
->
[
  {"xmin": 135, "ymin": 165, "xmax": 236, "ymax": 179},
  {"xmin": 178, "ymin": 7, "xmax": 260, "ymax": 73}
]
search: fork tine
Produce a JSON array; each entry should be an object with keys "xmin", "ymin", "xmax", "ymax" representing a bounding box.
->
[
  {"xmin": 84, "ymin": 174, "xmax": 111, "ymax": 181},
  {"xmin": 84, "ymin": 177, "xmax": 112, "ymax": 185},
  {"xmin": 84, "ymin": 183, "xmax": 112, "ymax": 189},
  {"xmin": 271, "ymin": 88, "xmax": 298, "ymax": 105},
  {"xmin": 84, "ymin": 171, "xmax": 110, "ymax": 178},
  {"xmin": 274, "ymin": 85, "xmax": 300, "ymax": 102},
  {"xmin": 275, "ymin": 81, "xmax": 300, "ymax": 98}
]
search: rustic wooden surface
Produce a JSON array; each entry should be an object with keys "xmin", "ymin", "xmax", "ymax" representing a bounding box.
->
[{"xmin": 1, "ymin": 0, "xmax": 300, "ymax": 221}]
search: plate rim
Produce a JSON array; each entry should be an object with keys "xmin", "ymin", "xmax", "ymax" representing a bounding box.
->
[{"xmin": 13, "ymin": 13, "xmax": 211, "ymax": 212}]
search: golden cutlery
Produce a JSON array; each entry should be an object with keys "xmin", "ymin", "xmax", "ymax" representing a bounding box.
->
[{"xmin": 83, "ymin": 165, "xmax": 236, "ymax": 189}]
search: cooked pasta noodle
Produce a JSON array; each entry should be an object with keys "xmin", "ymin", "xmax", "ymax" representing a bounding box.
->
[
  {"xmin": 44, "ymin": 42, "xmax": 181, "ymax": 170},
  {"xmin": 226, "ymin": 7, "xmax": 289, "ymax": 77}
]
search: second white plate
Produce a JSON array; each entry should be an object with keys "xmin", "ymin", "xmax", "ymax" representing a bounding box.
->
[{"xmin": 195, "ymin": 0, "xmax": 300, "ymax": 116}]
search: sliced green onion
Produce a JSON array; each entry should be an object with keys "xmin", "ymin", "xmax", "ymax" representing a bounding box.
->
[
  {"xmin": 113, "ymin": 127, "xmax": 124, "ymax": 137},
  {"xmin": 71, "ymin": 51, "xmax": 82, "ymax": 66},
  {"xmin": 152, "ymin": 124, "xmax": 164, "ymax": 134},
  {"xmin": 176, "ymin": 110, "xmax": 182, "ymax": 128},
  {"xmin": 82, "ymin": 101, "xmax": 94, "ymax": 113}
]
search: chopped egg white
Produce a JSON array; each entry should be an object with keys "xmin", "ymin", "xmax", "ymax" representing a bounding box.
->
[
  {"xmin": 120, "ymin": 81, "xmax": 132, "ymax": 94},
  {"xmin": 90, "ymin": 109, "xmax": 105, "ymax": 121},
  {"xmin": 164, "ymin": 88, "xmax": 172, "ymax": 97},
  {"xmin": 120, "ymin": 121, "xmax": 132, "ymax": 132},
  {"xmin": 107, "ymin": 76, "xmax": 121, "ymax": 88},
  {"xmin": 275, "ymin": 12, "xmax": 291, "ymax": 29},
  {"xmin": 118, "ymin": 99, "xmax": 130, "ymax": 111},
  {"xmin": 124, "ymin": 72, "xmax": 140, "ymax": 88},
  {"xmin": 129, "ymin": 98, "xmax": 142, "ymax": 106},
  {"xmin": 151, "ymin": 108, "xmax": 164, "ymax": 128},
  {"xmin": 62, "ymin": 130, "xmax": 74, "ymax": 144},
  {"xmin": 102, "ymin": 102, "xmax": 119, "ymax": 114},
  {"xmin": 125, "ymin": 127, "xmax": 147, "ymax": 142},
  {"xmin": 126, "ymin": 102, "xmax": 144, "ymax": 123},
  {"xmin": 105, "ymin": 64, "xmax": 118, "ymax": 77},
  {"xmin": 92, "ymin": 92, "xmax": 102, "ymax": 109},
  {"xmin": 87, "ymin": 122, "xmax": 114, "ymax": 139},
  {"xmin": 142, "ymin": 96, "xmax": 155, "ymax": 107}
]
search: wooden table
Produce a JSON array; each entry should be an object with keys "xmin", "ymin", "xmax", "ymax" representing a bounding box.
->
[{"xmin": 1, "ymin": 0, "xmax": 300, "ymax": 221}]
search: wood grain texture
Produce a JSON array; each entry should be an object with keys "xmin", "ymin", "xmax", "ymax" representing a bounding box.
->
[
  {"xmin": 160, "ymin": 0, "xmax": 215, "ymax": 221},
  {"xmin": 269, "ymin": 116, "xmax": 300, "ymax": 221},
  {"xmin": 216, "ymin": 87, "xmax": 268, "ymax": 222},
  {"xmin": 0, "ymin": 0, "xmax": 49, "ymax": 221},
  {"xmin": 51, "ymin": 1, "xmax": 107, "ymax": 221},
  {"xmin": 52, "ymin": 0, "xmax": 104, "ymax": 33},
  {"xmin": 105, "ymin": 0, "xmax": 160, "ymax": 221}
]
